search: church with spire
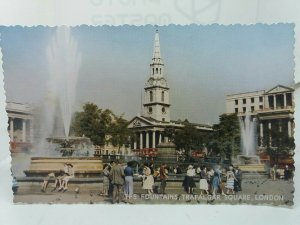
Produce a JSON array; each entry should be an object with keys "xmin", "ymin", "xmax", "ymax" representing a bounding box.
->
[{"xmin": 128, "ymin": 29, "xmax": 212, "ymax": 153}]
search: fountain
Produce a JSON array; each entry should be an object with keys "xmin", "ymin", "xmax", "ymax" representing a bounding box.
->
[
  {"xmin": 23, "ymin": 27, "xmax": 103, "ymax": 178},
  {"xmin": 234, "ymin": 114, "xmax": 265, "ymax": 172}
]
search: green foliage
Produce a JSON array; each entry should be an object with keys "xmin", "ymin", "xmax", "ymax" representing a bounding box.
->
[
  {"xmin": 71, "ymin": 102, "xmax": 131, "ymax": 147},
  {"xmin": 211, "ymin": 113, "xmax": 241, "ymax": 159},
  {"xmin": 173, "ymin": 123, "xmax": 210, "ymax": 156}
]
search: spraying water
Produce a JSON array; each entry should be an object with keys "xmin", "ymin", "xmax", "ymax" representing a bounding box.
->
[
  {"xmin": 239, "ymin": 113, "xmax": 257, "ymax": 156},
  {"xmin": 47, "ymin": 27, "xmax": 81, "ymax": 139}
]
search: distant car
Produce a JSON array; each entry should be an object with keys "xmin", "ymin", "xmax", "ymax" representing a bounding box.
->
[{"xmin": 12, "ymin": 176, "xmax": 19, "ymax": 194}]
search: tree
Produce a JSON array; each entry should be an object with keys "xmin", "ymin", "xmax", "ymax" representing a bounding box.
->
[
  {"xmin": 109, "ymin": 115, "xmax": 132, "ymax": 151},
  {"xmin": 212, "ymin": 113, "xmax": 240, "ymax": 159},
  {"xmin": 71, "ymin": 103, "xmax": 104, "ymax": 145},
  {"xmin": 173, "ymin": 123, "xmax": 209, "ymax": 157},
  {"xmin": 71, "ymin": 102, "xmax": 132, "ymax": 148}
]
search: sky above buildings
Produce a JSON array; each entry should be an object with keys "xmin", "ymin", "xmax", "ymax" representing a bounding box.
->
[{"xmin": 0, "ymin": 24, "xmax": 295, "ymax": 124}]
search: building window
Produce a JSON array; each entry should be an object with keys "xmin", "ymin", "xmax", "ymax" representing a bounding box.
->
[
  {"xmin": 162, "ymin": 118, "xmax": 165, "ymax": 122},
  {"xmin": 156, "ymin": 68, "xmax": 158, "ymax": 74},
  {"xmin": 235, "ymin": 100, "xmax": 238, "ymax": 105},
  {"xmin": 148, "ymin": 107, "xmax": 152, "ymax": 113},
  {"xmin": 243, "ymin": 107, "xmax": 246, "ymax": 113},
  {"xmin": 251, "ymin": 106, "xmax": 254, "ymax": 112},
  {"xmin": 152, "ymin": 68, "xmax": 154, "ymax": 75},
  {"xmin": 162, "ymin": 107, "xmax": 166, "ymax": 113},
  {"xmin": 160, "ymin": 68, "xmax": 162, "ymax": 74},
  {"xmin": 259, "ymin": 105, "xmax": 263, "ymax": 110},
  {"xmin": 150, "ymin": 91, "xmax": 153, "ymax": 102},
  {"xmin": 235, "ymin": 108, "xmax": 238, "ymax": 113},
  {"xmin": 243, "ymin": 99, "xmax": 246, "ymax": 104},
  {"xmin": 259, "ymin": 96, "xmax": 263, "ymax": 102},
  {"xmin": 161, "ymin": 91, "xmax": 165, "ymax": 102},
  {"xmin": 251, "ymin": 97, "xmax": 254, "ymax": 103}
]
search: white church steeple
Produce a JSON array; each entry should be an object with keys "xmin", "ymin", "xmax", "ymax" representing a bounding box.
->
[{"xmin": 143, "ymin": 29, "xmax": 171, "ymax": 122}]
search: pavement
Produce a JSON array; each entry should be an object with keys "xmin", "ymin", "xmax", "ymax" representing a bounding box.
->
[{"xmin": 13, "ymin": 178, "xmax": 294, "ymax": 206}]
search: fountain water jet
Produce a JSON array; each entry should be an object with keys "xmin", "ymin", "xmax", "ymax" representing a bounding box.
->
[
  {"xmin": 47, "ymin": 27, "xmax": 81, "ymax": 139},
  {"xmin": 235, "ymin": 113, "xmax": 265, "ymax": 172}
]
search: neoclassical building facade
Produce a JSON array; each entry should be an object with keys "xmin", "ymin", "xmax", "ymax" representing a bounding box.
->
[
  {"xmin": 6, "ymin": 102, "xmax": 33, "ymax": 150},
  {"xmin": 128, "ymin": 30, "xmax": 212, "ymax": 152},
  {"xmin": 226, "ymin": 84, "xmax": 294, "ymax": 148}
]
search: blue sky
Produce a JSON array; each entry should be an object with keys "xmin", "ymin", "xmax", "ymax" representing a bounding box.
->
[{"xmin": 0, "ymin": 24, "xmax": 295, "ymax": 124}]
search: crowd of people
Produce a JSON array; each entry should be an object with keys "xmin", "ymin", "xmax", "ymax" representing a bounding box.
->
[
  {"xmin": 181, "ymin": 164, "xmax": 242, "ymax": 197},
  {"xmin": 100, "ymin": 160, "xmax": 169, "ymax": 204}
]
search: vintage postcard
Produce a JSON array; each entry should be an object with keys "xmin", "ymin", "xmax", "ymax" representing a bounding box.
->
[{"xmin": 1, "ymin": 24, "xmax": 295, "ymax": 205}]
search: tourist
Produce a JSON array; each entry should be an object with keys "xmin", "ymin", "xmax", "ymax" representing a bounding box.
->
[
  {"xmin": 199, "ymin": 166, "xmax": 209, "ymax": 195},
  {"xmin": 51, "ymin": 170, "xmax": 64, "ymax": 191},
  {"xmin": 225, "ymin": 166, "xmax": 236, "ymax": 194},
  {"xmin": 142, "ymin": 165, "xmax": 154, "ymax": 194},
  {"xmin": 234, "ymin": 167, "xmax": 242, "ymax": 192},
  {"xmin": 124, "ymin": 162, "xmax": 134, "ymax": 203},
  {"xmin": 101, "ymin": 163, "xmax": 111, "ymax": 196},
  {"xmin": 206, "ymin": 168, "xmax": 214, "ymax": 194},
  {"xmin": 212, "ymin": 170, "xmax": 221, "ymax": 197},
  {"xmin": 41, "ymin": 172, "xmax": 55, "ymax": 192},
  {"xmin": 61, "ymin": 163, "xmax": 75, "ymax": 192},
  {"xmin": 284, "ymin": 165, "xmax": 290, "ymax": 181},
  {"xmin": 159, "ymin": 163, "xmax": 168, "ymax": 194},
  {"xmin": 108, "ymin": 161, "xmax": 115, "ymax": 197},
  {"xmin": 110, "ymin": 160, "xmax": 125, "ymax": 204},
  {"xmin": 183, "ymin": 165, "xmax": 196, "ymax": 194},
  {"xmin": 270, "ymin": 164, "xmax": 277, "ymax": 181}
]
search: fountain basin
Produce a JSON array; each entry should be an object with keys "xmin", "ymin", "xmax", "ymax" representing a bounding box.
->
[
  {"xmin": 234, "ymin": 155, "xmax": 266, "ymax": 173},
  {"xmin": 24, "ymin": 157, "xmax": 103, "ymax": 178}
]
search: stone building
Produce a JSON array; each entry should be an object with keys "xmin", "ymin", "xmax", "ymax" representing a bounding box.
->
[
  {"xmin": 226, "ymin": 84, "xmax": 294, "ymax": 148},
  {"xmin": 128, "ymin": 30, "xmax": 212, "ymax": 152},
  {"xmin": 6, "ymin": 102, "xmax": 33, "ymax": 150}
]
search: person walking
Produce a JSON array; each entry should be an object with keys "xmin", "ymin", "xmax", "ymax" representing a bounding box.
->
[
  {"xmin": 159, "ymin": 163, "xmax": 168, "ymax": 194},
  {"xmin": 199, "ymin": 166, "xmax": 209, "ymax": 195},
  {"xmin": 110, "ymin": 160, "xmax": 125, "ymax": 204},
  {"xmin": 183, "ymin": 165, "xmax": 196, "ymax": 194},
  {"xmin": 225, "ymin": 167, "xmax": 236, "ymax": 195},
  {"xmin": 124, "ymin": 162, "xmax": 134, "ymax": 203},
  {"xmin": 142, "ymin": 165, "xmax": 154, "ymax": 194},
  {"xmin": 101, "ymin": 163, "xmax": 111, "ymax": 196}
]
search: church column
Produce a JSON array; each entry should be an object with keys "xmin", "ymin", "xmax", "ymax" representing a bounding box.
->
[
  {"xmin": 152, "ymin": 130, "xmax": 156, "ymax": 148},
  {"xmin": 273, "ymin": 95, "xmax": 277, "ymax": 109},
  {"xmin": 288, "ymin": 120, "xmax": 292, "ymax": 137},
  {"xmin": 22, "ymin": 119, "xmax": 26, "ymax": 142},
  {"xmin": 139, "ymin": 132, "xmax": 143, "ymax": 149},
  {"xmin": 159, "ymin": 132, "xmax": 162, "ymax": 144},
  {"xmin": 260, "ymin": 122, "xmax": 263, "ymax": 147},
  {"xmin": 10, "ymin": 118, "xmax": 14, "ymax": 142},
  {"xmin": 284, "ymin": 93, "xmax": 287, "ymax": 108},
  {"xmin": 146, "ymin": 131, "xmax": 149, "ymax": 148},
  {"xmin": 133, "ymin": 133, "xmax": 137, "ymax": 149}
]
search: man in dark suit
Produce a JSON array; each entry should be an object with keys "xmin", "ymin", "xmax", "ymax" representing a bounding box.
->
[{"xmin": 110, "ymin": 160, "xmax": 125, "ymax": 204}]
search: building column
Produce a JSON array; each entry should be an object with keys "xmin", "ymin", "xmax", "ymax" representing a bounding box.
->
[
  {"xmin": 279, "ymin": 120, "xmax": 282, "ymax": 132},
  {"xmin": 260, "ymin": 122, "xmax": 263, "ymax": 146},
  {"xmin": 22, "ymin": 119, "xmax": 26, "ymax": 142},
  {"xmin": 265, "ymin": 95, "xmax": 269, "ymax": 109},
  {"xmin": 139, "ymin": 132, "xmax": 143, "ymax": 149},
  {"xmin": 288, "ymin": 120, "xmax": 292, "ymax": 137},
  {"xmin": 146, "ymin": 131, "xmax": 149, "ymax": 148},
  {"xmin": 273, "ymin": 95, "xmax": 277, "ymax": 109},
  {"xmin": 268, "ymin": 121, "xmax": 272, "ymax": 146},
  {"xmin": 152, "ymin": 131, "xmax": 156, "ymax": 148},
  {"xmin": 10, "ymin": 118, "xmax": 14, "ymax": 142},
  {"xmin": 284, "ymin": 93, "xmax": 287, "ymax": 108},
  {"xmin": 159, "ymin": 132, "xmax": 162, "ymax": 144},
  {"xmin": 29, "ymin": 119, "xmax": 33, "ymax": 143},
  {"xmin": 133, "ymin": 134, "xmax": 137, "ymax": 149}
]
